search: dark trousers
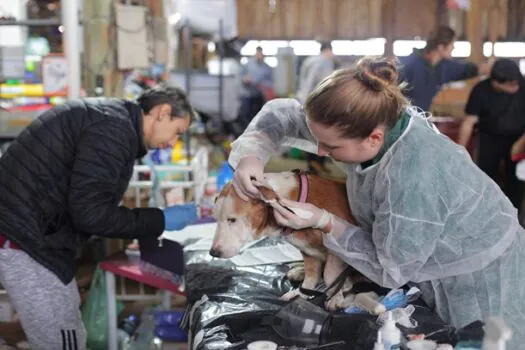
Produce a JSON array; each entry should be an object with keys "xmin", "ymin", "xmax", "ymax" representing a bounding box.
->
[
  {"xmin": 239, "ymin": 94, "xmax": 265, "ymax": 131},
  {"xmin": 478, "ymin": 132, "xmax": 525, "ymax": 212}
]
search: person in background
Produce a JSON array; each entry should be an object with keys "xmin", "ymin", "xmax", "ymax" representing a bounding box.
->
[
  {"xmin": 296, "ymin": 42, "xmax": 336, "ymax": 104},
  {"xmin": 458, "ymin": 58, "xmax": 525, "ymax": 212},
  {"xmin": 239, "ymin": 46, "xmax": 274, "ymax": 129},
  {"xmin": 0, "ymin": 86, "xmax": 199, "ymax": 349},
  {"xmin": 296, "ymin": 42, "xmax": 337, "ymax": 174},
  {"xmin": 399, "ymin": 25, "xmax": 492, "ymax": 111}
]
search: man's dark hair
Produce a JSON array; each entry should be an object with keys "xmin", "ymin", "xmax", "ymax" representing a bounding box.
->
[
  {"xmin": 490, "ymin": 58, "xmax": 522, "ymax": 83},
  {"xmin": 256, "ymin": 46, "xmax": 263, "ymax": 53},
  {"xmin": 320, "ymin": 42, "xmax": 332, "ymax": 52},
  {"xmin": 136, "ymin": 86, "xmax": 195, "ymax": 121},
  {"xmin": 425, "ymin": 26, "xmax": 456, "ymax": 52}
]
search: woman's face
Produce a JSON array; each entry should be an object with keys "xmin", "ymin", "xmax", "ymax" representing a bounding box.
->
[{"xmin": 306, "ymin": 117, "xmax": 384, "ymax": 164}]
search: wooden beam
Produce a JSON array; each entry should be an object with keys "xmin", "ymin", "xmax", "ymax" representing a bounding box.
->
[
  {"xmin": 467, "ymin": 0, "xmax": 484, "ymax": 64},
  {"xmin": 382, "ymin": 0, "xmax": 395, "ymax": 57}
]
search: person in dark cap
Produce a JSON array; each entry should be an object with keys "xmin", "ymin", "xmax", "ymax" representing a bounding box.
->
[{"xmin": 458, "ymin": 58, "xmax": 525, "ymax": 212}]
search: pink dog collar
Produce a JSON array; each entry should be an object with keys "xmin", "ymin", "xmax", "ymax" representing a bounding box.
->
[{"xmin": 282, "ymin": 172, "xmax": 308, "ymax": 236}]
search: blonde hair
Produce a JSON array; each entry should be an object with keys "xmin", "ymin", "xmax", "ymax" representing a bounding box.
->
[{"xmin": 305, "ymin": 56, "xmax": 408, "ymax": 139}]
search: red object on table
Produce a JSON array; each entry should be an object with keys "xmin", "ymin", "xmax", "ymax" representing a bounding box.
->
[
  {"xmin": 0, "ymin": 234, "xmax": 20, "ymax": 249},
  {"xmin": 512, "ymin": 153, "xmax": 525, "ymax": 162},
  {"xmin": 5, "ymin": 104, "xmax": 53, "ymax": 112},
  {"xmin": 99, "ymin": 254, "xmax": 186, "ymax": 295}
]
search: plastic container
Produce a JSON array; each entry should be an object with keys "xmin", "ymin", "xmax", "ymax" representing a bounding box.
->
[
  {"xmin": 247, "ymin": 340, "xmax": 278, "ymax": 350},
  {"xmin": 154, "ymin": 310, "xmax": 185, "ymax": 327},
  {"xmin": 200, "ymin": 183, "xmax": 217, "ymax": 217},
  {"xmin": 380, "ymin": 311, "xmax": 401, "ymax": 349},
  {"xmin": 153, "ymin": 325, "xmax": 188, "ymax": 342},
  {"xmin": 482, "ymin": 316, "xmax": 512, "ymax": 350},
  {"xmin": 373, "ymin": 330, "xmax": 384, "ymax": 350},
  {"xmin": 171, "ymin": 140, "xmax": 184, "ymax": 163},
  {"xmin": 217, "ymin": 161, "xmax": 234, "ymax": 191},
  {"xmin": 120, "ymin": 314, "xmax": 140, "ymax": 336},
  {"xmin": 407, "ymin": 340, "xmax": 437, "ymax": 350},
  {"xmin": 125, "ymin": 248, "xmax": 141, "ymax": 264}
]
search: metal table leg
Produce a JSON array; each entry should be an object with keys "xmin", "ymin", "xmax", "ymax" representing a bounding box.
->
[
  {"xmin": 162, "ymin": 290, "xmax": 172, "ymax": 309},
  {"xmin": 105, "ymin": 271, "xmax": 118, "ymax": 350}
]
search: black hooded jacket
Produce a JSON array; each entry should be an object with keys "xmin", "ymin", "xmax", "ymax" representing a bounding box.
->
[{"xmin": 0, "ymin": 98, "xmax": 165, "ymax": 284}]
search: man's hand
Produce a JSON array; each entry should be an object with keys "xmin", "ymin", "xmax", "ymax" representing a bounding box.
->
[
  {"xmin": 269, "ymin": 198, "xmax": 332, "ymax": 231},
  {"xmin": 242, "ymin": 75, "xmax": 253, "ymax": 84},
  {"xmin": 162, "ymin": 203, "xmax": 198, "ymax": 231},
  {"xmin": 458, "ymin": 115, "xmax": 478, "ymax": 149}
]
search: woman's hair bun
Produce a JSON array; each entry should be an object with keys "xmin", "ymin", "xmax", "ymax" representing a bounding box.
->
[{"xmin": 355, "ymin": 56, "xmax": 399, "ymax": 91}]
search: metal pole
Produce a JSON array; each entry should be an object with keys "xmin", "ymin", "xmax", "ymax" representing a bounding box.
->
[
  {"xmin": 183, "ymin": 23, "xmax": 192, "ymax": 164},
  {"xmin": 61, "ymin": 0, "xmax": 81, "ymax": 99},
  {"xmin": 218, "ymin": 20, "xmax": 224, "ymax": 125},
  {"xmin": 0, "ymin": 19, "xmax": 62, "ymax": 26}
]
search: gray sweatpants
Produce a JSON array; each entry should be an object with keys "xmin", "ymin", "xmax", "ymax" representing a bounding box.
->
[{"xmin": 0, "ymin": 248, "xmax": 86, "ymax": 350}]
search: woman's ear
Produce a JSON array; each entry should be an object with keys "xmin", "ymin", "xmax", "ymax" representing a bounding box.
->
[
  {"xmin": 252, "ymin": 180, "xmax": 279, "ymax": 203},
  {"xmin": 367, "ymin": 127, "xmax": 385, "ymax": 148}
]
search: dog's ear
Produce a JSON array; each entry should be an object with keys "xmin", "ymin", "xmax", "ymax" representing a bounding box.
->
[{"xmin": 252, "ymin": 180, "xmax": 279, "ymax": 203}]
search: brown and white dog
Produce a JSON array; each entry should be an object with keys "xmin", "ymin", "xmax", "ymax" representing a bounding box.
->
[{"xmin": 210, "ymin": 170, "xmax": 365, "ymax": 311}]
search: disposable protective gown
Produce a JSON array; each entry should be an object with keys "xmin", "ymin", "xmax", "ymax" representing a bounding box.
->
[{"xmin": 229, "ymin": 98, "xmax": 525, "ymax": 349}]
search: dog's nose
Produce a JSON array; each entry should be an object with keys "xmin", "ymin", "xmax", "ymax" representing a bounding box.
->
[{"xmin": 209, "ymin": 248, "xmax": 221, "ymax": 258}]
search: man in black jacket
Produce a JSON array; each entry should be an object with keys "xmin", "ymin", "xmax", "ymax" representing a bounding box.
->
[{"xmin": 0, "ymin": 86, "xmax": 198, "ymax": 349}]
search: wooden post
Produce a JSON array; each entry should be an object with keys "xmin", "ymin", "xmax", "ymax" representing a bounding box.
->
[
  {"xmin": 467, "ymin": 0, "xmax": 484, "ymax": 64},
  {"xmin": 382, "ymin": 0, "xmax": 395, "ymax": 57}
]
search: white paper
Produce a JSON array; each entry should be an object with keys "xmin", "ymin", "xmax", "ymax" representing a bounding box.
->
[
  {"xmin": 160, "ymin": 222, "xmax": 218, "ymax": 245},
  {"xmin": 183, "ymin": 237, "xmax": 302, "ymax": 266},
  {"xmin": 230, "ymin": 244, "xmax": 302, "ymax": 266},
  {"xmin": 161, "ymin": 221, "xmax": 303, "ymax": 266},
  {"xmin": 183, "ymin": 238, "xmax": 214, "ymax": 252}
]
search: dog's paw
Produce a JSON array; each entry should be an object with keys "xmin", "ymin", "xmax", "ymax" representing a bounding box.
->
[
  {"xmin": 340, "ymin": 292, "xmax": 357, "ymax": 309},
  {"xmin": 325, "ymin": 290, "xmax": 355, "ymax": 311},
  {"xmin": 280, "ymin": 288, "xmax": 307, "ymax": 301},
  {"xmin": 286, "ymin": 265, "xmax": 305, "ymax": 282}
]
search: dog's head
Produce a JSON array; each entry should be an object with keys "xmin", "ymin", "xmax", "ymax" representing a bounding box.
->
[{"xmin": 209, "ymin": 179, "xmax": 283, "ymax": 259}]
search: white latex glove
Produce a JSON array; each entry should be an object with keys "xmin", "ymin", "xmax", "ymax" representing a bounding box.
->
[
  {"xmin": 270, "ymin": 198, "xmax": 332, "ymax": 230},
  {"xmin": 232, "ymin": 156, "xmax": 265, "ymax": 201}
]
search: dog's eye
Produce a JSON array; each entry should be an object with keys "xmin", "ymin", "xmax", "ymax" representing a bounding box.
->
[{"xmin": 227, "ymin": 218, "xmax": 237, "ymax": 224}]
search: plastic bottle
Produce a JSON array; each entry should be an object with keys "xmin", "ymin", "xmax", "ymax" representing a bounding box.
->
[
  {"xmin": 482, "ymin": 317, "xmax": 512, "ymax": 350},
  {"xmin": 200, "ymin": 184, "xmax": 217, "ymax": 217},
  {"xmin": 171, "ymin": 140, "xmax": 184, "ymax": 163},
  {"xmin": 247, "ymin": 340, "xmax": 278, "ymax": 350},
  {"xmin": 120, "ymin": 314, "xmax": 139, "ymax": 336},
  {"xmin": 380, "ymin": 311, "xmax": 401, "ymax": 350},
  {"xmin": 406, "ymin": 340, "xmax": 437, "ymax": 350},
  {"xmin": 373, "ymin": 330, "xmax": 385, "ymax": 350},
  {"xmin": 217, "ymin": 161, "xmax": 234, "ymax": 191}
]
